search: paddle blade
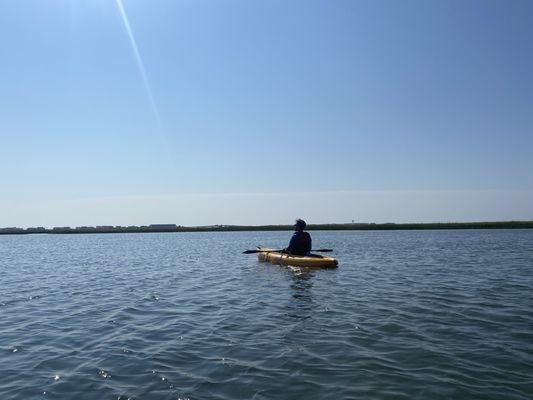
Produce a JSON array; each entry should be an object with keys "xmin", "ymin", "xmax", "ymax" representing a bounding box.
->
[{"xmin": 243, "ymin": 249, "xmax": 284, "ymax": 254}]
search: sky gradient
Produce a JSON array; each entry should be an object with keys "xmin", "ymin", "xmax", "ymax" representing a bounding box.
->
[{"xmin": 1, "ymin": 0, "xmax": 532, "ymax": 227}]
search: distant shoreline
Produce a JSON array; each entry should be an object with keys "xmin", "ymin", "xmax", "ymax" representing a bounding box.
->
[{"xmin": 1, "ymin": 221, "xmax": 532, "ymax": 235}]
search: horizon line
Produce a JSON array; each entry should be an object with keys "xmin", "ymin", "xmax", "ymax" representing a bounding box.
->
[{"xmin": 2, "ymin": 220, "xmax": 533, "ymax": 232}]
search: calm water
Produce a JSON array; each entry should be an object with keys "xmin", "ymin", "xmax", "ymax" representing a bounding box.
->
[{"xmin": 1, "ymin": 230, "xmax": 532, "ymax": 400}]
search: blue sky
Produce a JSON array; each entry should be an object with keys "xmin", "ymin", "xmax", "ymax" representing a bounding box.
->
[{"xmin": 1, "ymin": 0, "xmax": 532, "ymax": 227}]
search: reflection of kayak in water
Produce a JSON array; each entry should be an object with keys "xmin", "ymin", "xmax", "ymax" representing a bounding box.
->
[{"xmin": 256, "ymin": 247, "xmax": 338, "ymax": 268}]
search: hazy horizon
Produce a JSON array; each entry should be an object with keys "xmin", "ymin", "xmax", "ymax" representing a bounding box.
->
[{"xmin": 2, "ymin": 190, "xmax": 532, "ymax": 229}]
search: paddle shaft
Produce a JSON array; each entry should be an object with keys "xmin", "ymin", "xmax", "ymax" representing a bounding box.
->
[{"xmin": 243, "ymin": 248, "xmax": 333, "ymax": 254}]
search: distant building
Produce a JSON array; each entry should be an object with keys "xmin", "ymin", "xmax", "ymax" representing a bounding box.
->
[
  {"xmin": 25, "ymin": 227, "xmax": 46, "ymax": 233},
  {"xmin": 149, "ymin": 224, "xmax": 178, "ymax": 230},
  {"xmin": 75, "ymin": 226, "xmax": 96, "ymax": 231},
  {"xmin": 0, "ymin": 227, "xmax": 24, "ymax": 234},
  {"xmin": 52, "ymin": 227, "xmax": 71, "ymax": 232}
]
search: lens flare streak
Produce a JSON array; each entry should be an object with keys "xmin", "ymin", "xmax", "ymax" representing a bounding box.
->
[{"xmin": 115, "ymin": 0, "xmax": 162, "ymax": 132}]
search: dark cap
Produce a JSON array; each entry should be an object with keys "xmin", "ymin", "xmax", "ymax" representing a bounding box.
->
[{"xmin": 294, "ymin": 219, "xmax": 306, "ymax": 229}]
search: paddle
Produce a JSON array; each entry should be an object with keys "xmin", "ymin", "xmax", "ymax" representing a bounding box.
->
[{"xmin": 243, "ymin": 248, "xmax": 333, "ymax": 254}]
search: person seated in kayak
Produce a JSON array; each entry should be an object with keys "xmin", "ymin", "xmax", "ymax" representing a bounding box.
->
[{"xmin": 284, "ymin": 219, "xmax": 312, "ymax": 256}]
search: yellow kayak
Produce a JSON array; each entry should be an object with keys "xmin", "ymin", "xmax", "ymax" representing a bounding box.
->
[{"xmin": 257, "ymin": 248, "xmax": 338, "ymax": 268}]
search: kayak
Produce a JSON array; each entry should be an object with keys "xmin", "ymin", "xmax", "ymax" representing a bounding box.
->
[{"xmin": 257, "ymin": 248, "xmax": 338, "ymax": 268}]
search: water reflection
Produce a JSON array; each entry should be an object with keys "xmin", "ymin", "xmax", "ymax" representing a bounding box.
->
[
  {"xmin": 289, "ymin": 268, "xmax": 314, "ymax": 300},
  {"xmin": 284, "ymin": 268, "xmax": 315, "ymax": 322}
]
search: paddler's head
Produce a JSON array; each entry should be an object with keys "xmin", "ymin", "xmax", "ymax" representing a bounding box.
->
[{"xmin": 294, "ymin": 219, "xmax": 306, "ymax": 231}]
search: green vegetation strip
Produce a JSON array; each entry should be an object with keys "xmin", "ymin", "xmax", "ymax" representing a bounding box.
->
[{"xmin": 1, "ymin": 221, "xmax": 532, "ymax": 235}]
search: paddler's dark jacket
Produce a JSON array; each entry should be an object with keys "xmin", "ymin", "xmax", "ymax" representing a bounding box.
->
[{"xmin": 287, "ymin": 231, "xmax": 312, "ymax": 256}]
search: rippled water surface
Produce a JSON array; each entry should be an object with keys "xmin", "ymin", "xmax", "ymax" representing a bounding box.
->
[{"xmin": 1, "ymin": 230, "xmax": 532, "ymax": 399}]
